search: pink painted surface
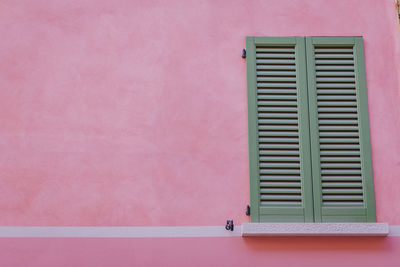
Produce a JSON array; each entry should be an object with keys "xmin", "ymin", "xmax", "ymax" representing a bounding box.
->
[
  {"xmin": 0, "ymin": 0, "xmax": 399, "ymax": 226},
  {"xmin": 1, "ymin": 236, "xmax": 400, "ymax": 267}
]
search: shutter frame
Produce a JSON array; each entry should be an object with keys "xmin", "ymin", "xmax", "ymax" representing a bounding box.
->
[
  {"xmin": 354, "ymin": 37, "xmax": 376, "ymax": 222},
  {"xmin": 305, "ymin": 36, "xmax": 376, "ymax": 222},
  {"xmin": 246, "ymin": 36, "xmax": 260, "ymax": 222},
  {"xmin": 246, "ymin": 37, "xmax": 314, "ymax": 222}
]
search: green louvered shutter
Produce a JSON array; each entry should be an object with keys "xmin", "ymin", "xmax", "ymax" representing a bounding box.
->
[
  {"xmin": 246, "ymin": 37, "xmax": 314, "ymax": 222},
  {"xmin": 306, "ymin": 37, "xmax": 376, "ymax": 222}
]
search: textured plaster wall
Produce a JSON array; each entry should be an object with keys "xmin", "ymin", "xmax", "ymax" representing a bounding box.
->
[
  {"xmin": 0, "ymin": 0, "xmax": 400, "ymax": 226},
  {"xmin": 1, "ymin": 237, "xmax": 400, "ymax": 267}
]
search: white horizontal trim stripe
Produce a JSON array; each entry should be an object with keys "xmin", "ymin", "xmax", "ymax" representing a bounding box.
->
[
  {"xmin": 0, "ymin": 226, "xmax": 241, "ymax": 238},
  {"xmin": 0, "ymin": 225, "xmax": 398, "ymax": 238},
  {"xmin": 389, "ymin": 226, "xmax": 400, "ymax": 236}
]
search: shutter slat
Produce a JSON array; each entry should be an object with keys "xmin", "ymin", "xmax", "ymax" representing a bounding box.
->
[
  {"xmin": 258, "ymin": 113, "xmax": 298, "ymax": 119},
  {"xmin": 259, "ymin": 151, "xmax": 300, "ymax": 156},
  {"xmin": 318, "ymin": 120, "xmax": 358, "ymax": 125},
  {"xmin": 259, "ymin": 156, "xmax": 300, "ymax": 162},
  {"xmin": 257, "ymin": 71, "xmax": 296, "ymax": 76},
  {"xmin": 259, "ymin": 138, "xmax": 299, "ymax": 143},
  {"xmin": 258, "ymin": 107, "xmax": 298, "ymax": 112},
  {"xmin": 257, "ymin": 77, "xmax": 297, "ymax": 82},
  {"xmin": 259, "ymin": 169, "xmax": 301, "ymax": 175},
  {"xmin": 323, "ymin": 202, "xmax": 363, "ymax": 206},
  {"xmin": 320, "ymin": 144, "xmax": 360, "ymax": 149},
  {"xmin": 321, "ymin": 163, "xmax": 361, "ymax": 168},
  {"xmin": 258, "ymin": 95, "xmax": 297, "ymax": 101},
  {"xmin": 258, "ymin": 131, "xmax": 299, "ymax": 137},
  {"xmin": 316, "ymin": 72, "xmax": 355, "ymax": 77},
  {"xmin": 260, "ymin": 202, "xmax": 301, "ymax": 206},
  {"xmin": 257, "ymin": 83, "xmax": 297, "ymax": 88},
  {"xmin": 320, "ymin": 157, "xmax": 360, "ymax": 162},
  {"xmin": 259, "ymin": 145, "xmax": 300, "ymax": 150},
  {"xmin": 319, "ymin": 126, "xmax": 359, "ymax": 131},
  {"xmin": 316, "ymin": 66, "xmax": 354, "ymax": 71},
  {"xmin": 317, "ymin": 102, "xmax": 357, "ymax": 107},
  {"xmin": 258, "ymin": 101, "xmax": 298, "ymax": 106},
  {"xmin": 257, "ymin": 89, "xmax": 297, "ymax": 94},
  {"xmin": 261, "ymin": 195, "xmax": 302, "ymax": 201},
  {"xmin": 319, "ymin": 138, "xmax": 359, "ymax": 143},
  {"xmin": 317, "ymin": 90, "xmax": 356, "ymax": 95},
  {"xmin": 322, "ymin": 195, "xmax": 363, "ymax": 201},
  {"xmin": 317, "ymin": 78, "xmax": 355, "ymax": 83},
  {"xmin": 257, "ymin": 65, "xmax": 297, "ymax": 70},
  {"xmin": 260, "ymin": 182, "xmax": 301, "ymax": 187},
  {"xmin": 256, "ymin": 59, "xmax": 296, "ymax": 64},
  {"xmin": 317, "ymin": 95, "xmax": 357, "ymax": 100},
  {"xmin": 322, "ymin": 182, "xmax": 363, "ymax": 188},
  {"xmin": 322, "ymin": 189, "xmax": 363, "ymax": 194},
  {"xmin": 315, "ymin": 60, "xmax": 354, "ymax": 65},
  {"xmin": 259, "ymin": 125, "xmax": 299, "ymax": 131},
  {"xmin": 260, "ymin": 175, "xmax": 301, "ymax": 181},
  {"xmin": 315, "ymin": 48, "xmax": 354, "ymax": 53},
  {"xmin": 260, "ymin": 188, "xmax": 302, "ymax": 194},
  {"xmin": 256, "ymin": 48, "xmax": 295, "ymax": 53},
  {"xmin": 319, "ymin": 132, "xmax": 360, "ymax": 137},
  {"xmin": 317, "ymin": 83, "xmax": 356, "ymax": 88},
  {"xmin": 258, "ymin": 119, "xmax": 299, "ymax": 124},
  {"xmin": 321, "ymin": 176, "xmax": 362, "ymax": 181},
  {"xmin": 320, "ymin": 151, "xmax": 360, "ymax": 156},
  {"xmin": 318, "ymin": 113, "xmax": 358, "ymax": 118},
  {"xmin": 315, "ymin": 54, "xmax": 354, "ymax": 59},
  {"xmin": 259, "ymin": 163, "xmax": 300, "ymax": 168},
  {"xmin": 256, "ymin": 54, "xmax": 295, "ymax": 59}
]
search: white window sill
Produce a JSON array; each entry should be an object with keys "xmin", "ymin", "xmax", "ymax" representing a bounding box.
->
[{"xmin": 241, "ymin": 223, "xmax": 389, "ymax": 236}]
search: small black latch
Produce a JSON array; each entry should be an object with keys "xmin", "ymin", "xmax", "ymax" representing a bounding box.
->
[
  {"xmin": 242, "ymin": 49, "xmax": 246, "ymax": 58},
  {"xmin": 246, "ymin": 205, "xmax": 250, "ymax": 216},
  {"xmin": 225, "ymin": 220, "xmax": 234, "ymax": 231}
]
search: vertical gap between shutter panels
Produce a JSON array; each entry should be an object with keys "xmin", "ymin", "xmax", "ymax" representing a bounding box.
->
[
  {"xmin": 255, "ymin": 45, "xmax": 302, "ymax": 207},
  {"xmin": 304, "ymin": 39, "xmax": 315, "ymax": 218},
  {"xmin": 315, "ymin": 46, "xmax": 364, "ymax": 207}
]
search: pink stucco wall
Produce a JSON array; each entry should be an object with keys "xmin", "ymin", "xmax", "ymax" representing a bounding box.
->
[
  {"xmin": 1, "ymin": 0, "xmax": 400, "ymax": 226},
  {"xmin": 1, "ymin": 237, "xmax": 400, "ymax": 267}
]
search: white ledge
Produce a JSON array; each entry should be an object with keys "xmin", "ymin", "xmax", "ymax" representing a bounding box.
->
[{"xmin": 241, "ymin": 223, "xmax": 389, "ymax": 236}]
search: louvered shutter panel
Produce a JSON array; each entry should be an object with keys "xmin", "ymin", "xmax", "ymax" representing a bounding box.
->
[
  {"xmin": 246, "ymin": 37, "xmax": 314, "ymax": 222},
  {"xmin": 306, "ymin": 37, "xmax": 376, "ymax": 222}
]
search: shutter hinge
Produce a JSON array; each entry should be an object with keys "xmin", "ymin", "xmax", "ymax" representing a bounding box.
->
[
  {"xmin": 242, "ymin": 49, "xmax": 246, "ymax": 58},
  {"xmin": 246, "ymin": 205, "xmax": 250, "ymax": 216}
]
